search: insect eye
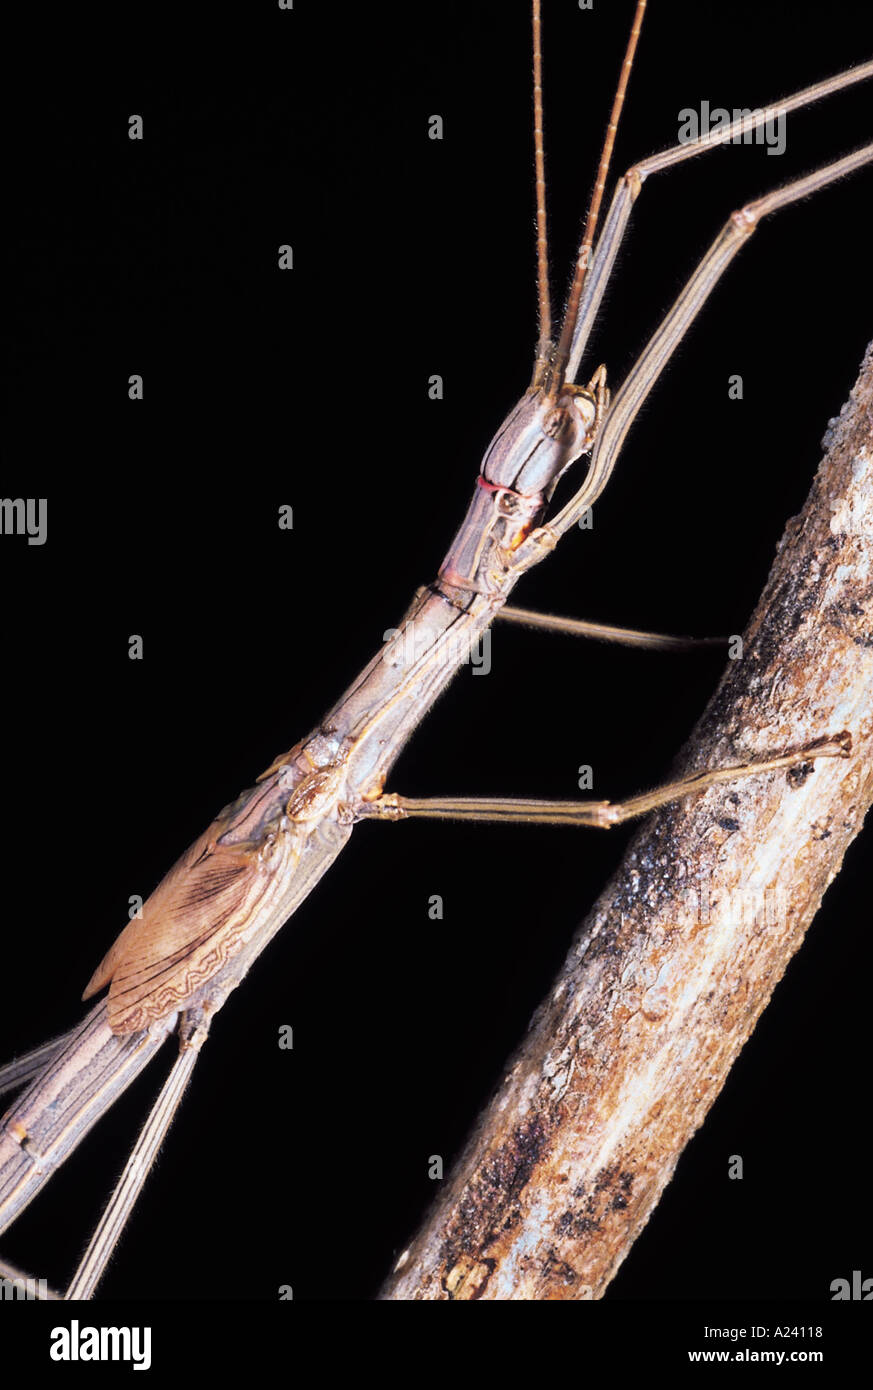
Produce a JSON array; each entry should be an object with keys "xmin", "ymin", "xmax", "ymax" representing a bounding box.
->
[{"xmin": 572, "ymin": 394, "xmax": 597, "ymax": 431}]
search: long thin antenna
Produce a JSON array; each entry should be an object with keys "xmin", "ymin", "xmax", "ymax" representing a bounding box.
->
[
  {"xmin": 532, "ymin": 0, "xmax": 552, "ymax": 359},
  {"xmin": 548, "ymin": 0, "xmax": 647, "ymax": 394}
]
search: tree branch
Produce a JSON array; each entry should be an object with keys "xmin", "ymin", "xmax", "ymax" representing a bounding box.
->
[{"xmin": 380, "ymin": 343, "xmax": 873, "ymax": 1301}]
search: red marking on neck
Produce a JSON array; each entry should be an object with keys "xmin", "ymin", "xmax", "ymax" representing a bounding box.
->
[{"xmin": 477, "ymin": 474, "xmax": 511, "ymax": 495}]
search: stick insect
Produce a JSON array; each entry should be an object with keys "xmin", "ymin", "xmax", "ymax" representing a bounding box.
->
[{"xmin": 2, "ymin": 1, "xmax": 871, "ymax": 1300}]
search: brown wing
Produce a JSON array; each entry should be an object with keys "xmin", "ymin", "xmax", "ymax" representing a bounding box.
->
[{"xmin": 83, "ymin": 825, "xmax": 261, "ymax": 1034}]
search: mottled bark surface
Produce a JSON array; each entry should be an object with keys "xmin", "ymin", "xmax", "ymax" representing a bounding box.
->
[{"xmin": 381, "ymin": 344, "xmax": 873, "ymax": 1301}]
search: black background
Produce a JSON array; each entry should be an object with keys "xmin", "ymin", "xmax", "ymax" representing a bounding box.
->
[{"xmin": 2, "ymin": 0, "xmax": 871, "ymax": 1324}]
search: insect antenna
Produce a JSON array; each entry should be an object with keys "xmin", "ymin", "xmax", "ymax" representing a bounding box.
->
[
  {"xmin": 532, "ymin": 0, "xmax": 552, "ymax": 369},
  {"xmin": 544, "ymin": 0, "xmax": 648, "ymax": 398}
]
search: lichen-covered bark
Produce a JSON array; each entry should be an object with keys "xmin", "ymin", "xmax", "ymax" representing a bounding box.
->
[{"xmin": 381, "ymin": 344, "xmax": 873, "ymax": 1301}]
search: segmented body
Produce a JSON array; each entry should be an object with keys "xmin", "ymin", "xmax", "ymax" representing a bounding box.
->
[{"xmin": 83, "ymin": 384, "xmax": 598, "ymax": 1034}]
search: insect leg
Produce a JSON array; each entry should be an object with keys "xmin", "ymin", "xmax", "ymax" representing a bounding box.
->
[
  {"xmin": 0, "ymin": 1029, "xmax": 79, "ymax": 1102},
  {"xmin": 64, "ymin": 1007, "xmax": 212, "ymax": 1300},
  {"xmin": 567, "ymin": 60, "xmax": 873, "ymax": 379},
  {"xmin": 355, "ymin": 733, "xmax": 850, "ymax": 829},
  {"xmin": 539, "ymin": 144, "xmax": 873, "ymax": 543},
  {"xmin": 495, "ymin": 605, "xmax": 726, "ymax": 651},
  {"xmin": 0, "ymin": 1003, "xmax": 173, "ymax": 1240}
]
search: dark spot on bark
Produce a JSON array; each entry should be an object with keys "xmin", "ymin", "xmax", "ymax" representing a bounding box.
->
[
  {"xmin": 509, "ymin": 1115, "xmax": 548, "ymax": 1187},
  {"xmin": 542, "ymin": 1249, "xmax": 578, "ymax": 1285},
  {"xmin": 557, "ymin": 1211, "xmax": 599, "ymax": 1238},
  {"xmin": 439, "ymin": 1114, "xmax": 549, "ymax": 1276},
  {"xmin": 719, "ymin": 817, "xmax": 740, "ymax": 832},
  {"xmin": 787, "ymin": 761, "xmax": 814, "ymax": 788}
]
